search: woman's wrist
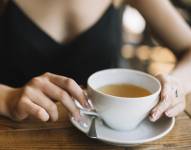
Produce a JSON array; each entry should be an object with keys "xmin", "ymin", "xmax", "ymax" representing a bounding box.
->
[
  {"xmin": 171, "ymin": 48, "xmax": 191, "ymax": 94},
  {"xmin": 0, "ymin": 85, "xmax": 17, "ymax": 118}
]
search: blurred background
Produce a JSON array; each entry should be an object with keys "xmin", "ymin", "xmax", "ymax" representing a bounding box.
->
[{"xmin": 120, "ymin": 0, "xmax": 191, "ymax": 75}]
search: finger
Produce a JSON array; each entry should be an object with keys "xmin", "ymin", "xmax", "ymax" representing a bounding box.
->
[
  {"xmin": 150, "ymin": 75, "xmax": 173, "ymax": 122},
  {"xmin": 150, "ymin": 93, "xmax": 173, "ymax": 122},
  {"xmin": 156, "ymin": 74, "xmax": 170, "ymax": 99},
  {"xmin": 21, "ymin": 97, "xmax": 50, "ymax": 122},
  {"xmin": 26, "ymin": 88, "xmax": 59, "ymax": 122},
  {"xmin": 46, "ymin": 73, "xmax": 90, "ymax": 108},
  {"xmin": 165, "ymin": 101, "xmax": 185, "ymax": 117},
  {"xmin": 39, "ymin": 80, "xmax": 81, "ymax": 119},
  {"xmin": 156, "ymin": 90, "xmax": 182, "ymax": 111}
]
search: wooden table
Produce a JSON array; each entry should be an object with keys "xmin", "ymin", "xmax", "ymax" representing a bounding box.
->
[{"xmin": 0, "ymin": 97, "xmax": 191, "ymax": 150}]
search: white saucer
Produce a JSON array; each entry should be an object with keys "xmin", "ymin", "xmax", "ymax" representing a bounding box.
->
[{"xmin": 70, "ymin": 115, "xmax": 175, "ymax": 147}]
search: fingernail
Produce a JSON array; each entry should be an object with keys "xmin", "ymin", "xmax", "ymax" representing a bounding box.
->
[
  {"xmin": 151, "ymin": 110, "xmax": 160, "ymax": 121},
  {"xmin": 165, "ymin": 111, "xmax": 172, "ymax": 117},
  {"xmin": 39, "ymin": 110, "xmax": 50, "ymax": 122},
  {"xmin": 84, "ymin": 102, "xmax": 92, "ymax": 110},
  {"xmin": 82, "ymin": 91, "xmax": 92, "ymax": 109},
  {"xmin": 83, "ymin": 91, "xmax": 89, "ymax": 101},
  {"xmin": 149, "ymin": 116, "xmax": 155, "ymax": 122}
]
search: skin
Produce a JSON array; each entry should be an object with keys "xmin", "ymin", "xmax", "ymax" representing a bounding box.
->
[
  {"xmin": 130, "ymin": 0, "xmax": 191, "ymax": 121},
  {"xmin": 0, "ymin": 0, "xmax": 190, "ymax": 122},
  {"xmin": 0, "ymin": 73, "xmax": 91, "ymax": 122}
]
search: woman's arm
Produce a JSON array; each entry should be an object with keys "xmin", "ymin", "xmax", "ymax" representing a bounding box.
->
[
  {"xmin": 0, "ymin": 85, "xmax": 13, "ymax": 117},
  {"xmin": 129, "ymin": 0, "xmax": 191, "ymax": 51},
  {"xmin": 130, "ymin": 0, "xmax": 191, "ymax": 92},
  {"xmin": 128, "ymin": 0, "xmax": 191, "ymax": 121},
  {"xmin": 129, "ymin": 0, "xmax": 191, "ymax": 93},
  {"xmin": 0, "ymin": 73, "xmax": 90, "ymax": 122},
  {"xmin": 172, "ymin": 49, "xmax": 191, "ymax": 94}
]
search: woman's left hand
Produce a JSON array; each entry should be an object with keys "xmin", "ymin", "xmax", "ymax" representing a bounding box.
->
[{"xmin": 149, "ymin": 74, "xmax": 186, "ymax": 122}]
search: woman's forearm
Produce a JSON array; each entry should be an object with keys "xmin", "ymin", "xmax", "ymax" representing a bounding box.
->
[
  {"xmin": 0, "ymin": 84, "xmax": 14, "ymax": 117},
  {"xmin": 171, "ymin": 49, "xmax": 191, "ymax": 94}
]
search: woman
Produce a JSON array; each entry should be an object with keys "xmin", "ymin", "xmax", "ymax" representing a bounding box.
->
[{"xmin": 0, "ymin": 0, "xmax": 190, "ymax": 123}]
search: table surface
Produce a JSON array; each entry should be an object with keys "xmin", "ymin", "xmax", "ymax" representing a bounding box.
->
[{"xmin": 0, "ymin": 95, "xmax": 191, "ymax": 150}]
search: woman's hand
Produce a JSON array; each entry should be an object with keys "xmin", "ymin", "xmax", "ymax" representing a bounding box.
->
[
  {"xmin": 149, "ymin": 74, "xmax": 186, "ymax": 122},
  {"xmin": 4, "ymin": 72, "xmax": 90, "ymax": 122}
]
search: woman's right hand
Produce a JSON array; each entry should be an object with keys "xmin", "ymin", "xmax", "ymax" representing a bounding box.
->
[{"xmin": 4, "ymin": 72, "xmax": 90, "ymax": 122}]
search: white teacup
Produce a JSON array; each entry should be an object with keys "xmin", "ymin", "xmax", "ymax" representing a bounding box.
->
[{"xmin": 87, "ymin": 68, "xmax": 161, "ymax": 131}]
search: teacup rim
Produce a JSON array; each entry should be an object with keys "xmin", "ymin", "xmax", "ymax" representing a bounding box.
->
[{"xmin": 87, "ymin": 68, "xmax": 161, "ymax": 100}]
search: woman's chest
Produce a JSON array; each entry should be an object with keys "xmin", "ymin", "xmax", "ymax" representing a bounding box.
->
[{"xmin": 14, "ymin": 0, "xmax": 111, "ymax": 44}]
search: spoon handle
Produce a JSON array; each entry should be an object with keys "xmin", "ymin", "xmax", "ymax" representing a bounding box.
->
[{"xmin": 80, "ymin": 109, "xmax": 100, "ymax": 117}]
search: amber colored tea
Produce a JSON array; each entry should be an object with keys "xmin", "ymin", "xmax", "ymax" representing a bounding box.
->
[{"xmin": 98, "ymin": 84, "xmax": 151, "ymax": 98}]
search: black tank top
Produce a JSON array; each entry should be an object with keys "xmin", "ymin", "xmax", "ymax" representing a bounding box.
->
[{"xmin": 0, "ymin": 1, "xmax": 122, "ymax": 87}]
